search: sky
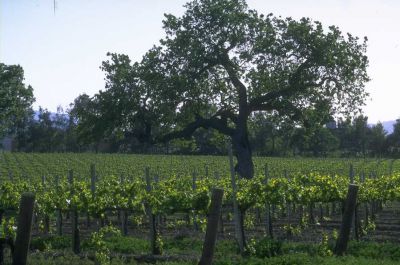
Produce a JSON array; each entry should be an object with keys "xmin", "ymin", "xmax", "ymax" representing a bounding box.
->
[{"xmin": 1, "ymin": 0, "xmax": 399, "ymax": 123}]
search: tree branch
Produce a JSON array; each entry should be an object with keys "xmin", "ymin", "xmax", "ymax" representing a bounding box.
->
[
  {"xmin": 249, "ymin": 102, "xmax": 275, "ymax": 112},
  {"xmin": 249, "ymin": 59, "xmax": 316, "ymax": 112},
  {"xmin": 160, "ymin": 115, "xmax": 235, "ymax": 142},
  {"xmin": 288, "ymin": 58, "xmax": 312, "ymax": 87},
  {"xmin": 251, "ymin": 100, "xmax": 305, "ymax": 124},
  {"xmin": 219, "ymin": 52, "xmax": 249, "ymax": 123},
  {"xmin": 249, "ymin": 89, "xmax": 291, "ymax": 112},
  {"xmin": 213, "ymin": 108, "xmax": 238, "ymax": 124}
]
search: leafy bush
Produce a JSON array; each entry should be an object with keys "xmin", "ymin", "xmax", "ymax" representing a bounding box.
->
[
  {"xmin": 253, "ymin": 237, "xmax": 283, "ymax": 258},
  {"xmin": 30, "ymin": 236, "xmax": 71, "ymax": 251}
]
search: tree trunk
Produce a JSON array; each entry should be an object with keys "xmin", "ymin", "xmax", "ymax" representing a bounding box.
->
[{"xmin": 232, "ymin": 130, "xmax": 254, "ymax": 179}]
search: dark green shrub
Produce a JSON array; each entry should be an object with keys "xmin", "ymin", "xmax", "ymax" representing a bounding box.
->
[
  {"xmin": 30, "ymin": 236, "xmax": 71, "ymax": 251},
  {"xmin": 254, "ymin": 237, "xmax": 283, "ymax": 258}
]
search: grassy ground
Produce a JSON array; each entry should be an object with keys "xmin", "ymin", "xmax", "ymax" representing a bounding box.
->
[
  {"xmin": 3, "ymin": 235, "xmax": 398, "ymax": 265},
  {"xmin": 25, "ymin": 254, "xmax": 400, "ymax": 265}
]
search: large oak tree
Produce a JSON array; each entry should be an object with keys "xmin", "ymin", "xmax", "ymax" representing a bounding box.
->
[
  {"xmin": 153, "ymin": 0, "xmax": 368, "ymax": 177},
  {"xmin": 93, "ymin": 0, "xmax": 369, "ymax": 178}
]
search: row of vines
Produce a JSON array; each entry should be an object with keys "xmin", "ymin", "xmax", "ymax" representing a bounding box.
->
[
  {"xmin": 0, "ymin": 152, "xmax": 399, "ymax": 262},
  {"xmin": 0, "ymin": 153, "xmax": 398, "ymax": 217}
]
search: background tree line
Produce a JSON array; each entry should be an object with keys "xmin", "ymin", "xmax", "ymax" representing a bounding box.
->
[{"xmin": 8, "ymin": 102, "xmax": 400, "ymax": 158}]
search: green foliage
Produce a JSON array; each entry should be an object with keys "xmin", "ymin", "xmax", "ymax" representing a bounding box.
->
[
  {"xmin": 0, "ymin": 153, "xmax": 400, "ymax": 265},
  {"xmin": 252, "ymin": 237, "xmax": 283, "ymax": 258},
  {"xmin": 102, "ymin": 236, "xmax": 149, "ymax": 254},
  {"xmin": 0, "ymin": 216, "xmax": 16, "ymax": 239},
  {"xmin": 0, "ymin": 63, "xmax": 35, "ymax": 137},
  {"xmin": 21, "ymin": 237, "xmax": 400, "ymax": 265},
  {"xmin": 347, "ymin": 241, "xmax": 400, "ymax": 261},
  {"xmin": 317, "ymin": 233, "xmax": 333, "ymax": 257},
  {"xmin": 14, "ymin": 106, "xmax": 77, "ymax": 153},
  {"xmin": 30, "ymin": 236, "xmax": 71, "ymax": 251},
  {"xmin": 87, "ymin": 225, "xmax": 122, "ymax": 265},
  {"xmin": 1, "ymin": 153, "xmax": 400, "ymax": 220},
  {"xmin": 25, "ymin": 252, "xmax": 400, "ymax": 265}
]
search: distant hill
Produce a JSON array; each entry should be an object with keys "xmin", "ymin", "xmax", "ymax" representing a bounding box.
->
[
  {"xmin": 33, "ymin": 110, "xmax": 69, "ymax": 120},
  {"xmin": 368, "ymin": 120, "xmax": 396, "ymax": 134},
  {"xmin": 381, "ymin": 120, "xmax": 396, "ymax": 134}
]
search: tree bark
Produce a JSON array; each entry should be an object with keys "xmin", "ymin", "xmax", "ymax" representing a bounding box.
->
[
  {"xmin": 228, "ymin": 143, "xmax": 246, "ymax": 255},
  {"xmin": 232, "ymin": 129, "xmax": 254, "ymax": 179}
]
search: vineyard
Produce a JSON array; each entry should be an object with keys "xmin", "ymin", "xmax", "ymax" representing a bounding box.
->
[{"xmin": 0, "ymin": 152, "xmax": 400, "ymax": 264}]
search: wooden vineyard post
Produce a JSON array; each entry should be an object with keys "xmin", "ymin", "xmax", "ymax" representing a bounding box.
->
[
  {"xmin": 214, "ymin": 171, "xmax": 224, "ymax": 235},
  {"xmin": 361, "ymin": 172, "xmax": 369, "ymax": 232},
  {"xmin": 154, "ymin": 173, "xmax": 165, "ymax": 228},
  {"xmin": 284, "ymin": 169, "xmax": 292, "ymax": 237},
  {"xmin": 41, "ymin": 175, "xmax": 50, "ymax": 235},
  {"xmin": 371, "ymin": 172, "xmax": 377, "ymax": 220},
  {"xmin": 319, "ymin": 203, "xmax": 324, "ymax": 222},
  {"xmin": 145, "ymin": 167, "xmax": 161, "ymax": 255},
  {"xmin": 90, "ymin": 164, "xmax": 97, "ymax": 194},
  {"xmin": 334, "ymin": 184, "xmax": 359, "ymax": 256},
  {"xmin": 55, "ymin": 175, "xmax": 63, "ymax": 236},
  {"xmin": 120, "ymin": 174, "xmax": 128, "ymax": 236},
  {"xmin": 263, "ymin": 164, "xmax": 273, "ymax": 238},
  {"xmin": 8, "ymin": 170, "xmax": 13, "ymax": 182},
  {"xmin": 69, "ymin": 170, "xmax": 80, "ymax": 254},
  {"xmin": 389, "ymin": 159, "xmax": 395, "ymax": 176},
  {"xmin": 308, "ymin": 172, "xmax": 316, "ymax": 224},
  {"xmin": 325, "ymin": 201, "xmax": 330, "ymax": 217},
  {"xmin": 89, "ymin": 164, "xmax": 97, "ymax": 228},
  {"xmin": 12, "ymin": 192, "xmax": 35, "ymax": 265},
  {"xmin": 227, "ymin": 142, "xmax": 245, "ymax": 255},
  {"xmin": 192, "ymin": 170, "xmax": 199, "ymax": 231},
  {"xmin": 349, "ymin": 164, "xmax": 354, "ymax": 184},
  {"xmin": 330, "ymin": 173, "xmax": 337, "ymax": 215},
  {"xmin": 348, "ymin": 164, "xmax": 359, "ymax": 241},
  {"xmin": 369, "ymin": 172, "xmax": 374, "ymax": 220},
  {"xmin": 199, "ymin": 188, "xmax": 224, "ymax": 265}
]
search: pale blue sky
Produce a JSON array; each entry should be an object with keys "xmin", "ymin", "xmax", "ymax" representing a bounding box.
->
[{"xmin": 1, "ymin": 0, "xmax": 399, "ymax": 123}]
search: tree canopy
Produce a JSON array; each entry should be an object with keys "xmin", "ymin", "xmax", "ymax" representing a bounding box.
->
[
  {"xmin": 75, "ymin": 0, "xmax": 370, "ymax": 178},
  {"xmin": 0, "ymin": 63, "xmax": 35, "ymax": 137}
]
